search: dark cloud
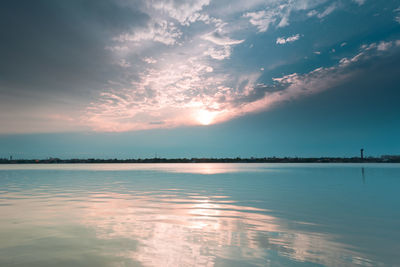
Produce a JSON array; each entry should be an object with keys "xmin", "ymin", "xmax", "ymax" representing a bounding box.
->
[{"xmin": 0, "ymin": 0, "xmax": 149, "ymax": 97}]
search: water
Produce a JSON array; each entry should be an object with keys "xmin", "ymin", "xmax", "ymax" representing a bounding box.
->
[{"xmin": 0, "ymin": 163, "xmax": 399, "ymax": 267}]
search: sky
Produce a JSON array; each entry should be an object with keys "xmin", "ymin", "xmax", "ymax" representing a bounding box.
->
[{"xmin": 0, "ymin": 0, "xmax": 400, "ymax": 159}]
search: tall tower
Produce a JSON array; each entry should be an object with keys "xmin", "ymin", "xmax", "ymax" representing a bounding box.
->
[{"xmin": 360, "ymin": 149, "xmax": 364, "ymax": 160}]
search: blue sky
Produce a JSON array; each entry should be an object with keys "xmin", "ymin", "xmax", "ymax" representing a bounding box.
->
[{"xmin": 0, "ymin": 0, "xmax": 399, "ymax": 158}]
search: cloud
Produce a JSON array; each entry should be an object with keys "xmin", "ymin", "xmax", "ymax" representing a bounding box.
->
[
  {"xmin": 1, "ymin": 0, "xmax": 399, "ymax": 134},
  {"xmin": 0, "ymin": 0, "xmax": 151, "ymax": 133},
  {"xmin": 0, "ymin": 0, "xmax": 149, "ymax": 96},
  {"xmin": 276, "ymin": 34, "xmax": 301, "ymax": 45},
  {"xmin": 228, "ymin": 40, "xmax": 400, "ymax": 119},
  {"xmin": 113, "ymin": 20, "xmax": 182, "ymax": 46},
  {"xmin": 377, "ymin": 41, "xmax": 392, "ymax": 51},
  {"xmin": 204, "ymin": 46, "xmax": 232, "ymax": 60},
  {"xmin": 353, "ymin": 0, "xmax": 366, "ymax": 5},
  {"xmin": 143, "ymin": 57, "xmax": 157, "ymax": 64},
  {"xmin": 202, "ymin": 31, "xmax": 244, "ymax": 46},
  {"xmin": 339, "ymin": 40, "xmax": 400, "ymax": 67},
  {"xmin": 244, "ymin": 0, "xmax": 331, "ymax": 32},
  {"xmin": 317, "ymin": 3, "xmax": 337, "ymax": 19},
  {"xmin": 305, "ymin": 2, "xmax": 337, "ymax": 19},
  {"xmin": 83, "ymin": 38, "xmax": 400, "ymax": 132},
  {"xmin": 151, "ymin": 0, "xmax": 211, "ymax": 25},
  {"xmin": 84, "ymin": 55, "xmax": 229, "ymax": 131},
  {"xmin": 394, "ymin": 7, "xmax": 400, "ymax": 24},
  {"xmin": 243, "ymin": 10, "xmax": 277, "ymax": 32},
  {"xmin": 307, "ymin": 10, "xmax": 318, "ymax": 17}
]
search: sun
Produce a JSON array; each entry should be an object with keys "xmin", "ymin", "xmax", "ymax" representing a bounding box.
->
[{"xmin": 196, "ymin": 110, "xmax": 216, "ymax": 125}]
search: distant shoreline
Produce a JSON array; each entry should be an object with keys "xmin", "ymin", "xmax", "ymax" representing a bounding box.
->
[{"xmin": 1, "ymin": 156, "xmax": 399, "ymax": 164}]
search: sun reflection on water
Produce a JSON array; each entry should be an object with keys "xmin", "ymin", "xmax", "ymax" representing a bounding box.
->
[
  {"xmin": 75, "ymin": 192, "xmax": 373, "ymax": 267},
  {"xmin": 0, "ymin": 190, "xmax": 378, "ymax": 267}
]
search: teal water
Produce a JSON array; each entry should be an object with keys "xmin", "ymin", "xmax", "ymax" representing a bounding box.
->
[{"xmin": 0, "ymin": 163, "xmax": 399, "ymax": 267}]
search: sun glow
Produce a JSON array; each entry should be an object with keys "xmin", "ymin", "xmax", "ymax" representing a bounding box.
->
[{"xmin": 196, "ymin": 110, "xmax": 216, "ymax": 125}]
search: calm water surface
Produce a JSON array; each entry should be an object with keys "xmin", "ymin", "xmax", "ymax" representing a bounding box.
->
[{"xmin": 0, "ymin": 163, "xmax": 399, "ymax": 267}]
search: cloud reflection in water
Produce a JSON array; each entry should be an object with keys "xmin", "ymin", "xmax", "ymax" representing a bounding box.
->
[{"xmin": 0, "ymin": 164, "xmax": 387, "ymax": 267}]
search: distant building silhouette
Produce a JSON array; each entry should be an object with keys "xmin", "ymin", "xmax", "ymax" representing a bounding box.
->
[{"xmin": 360, "ymin": 149, "xmax": 364, "ymax": 160}]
